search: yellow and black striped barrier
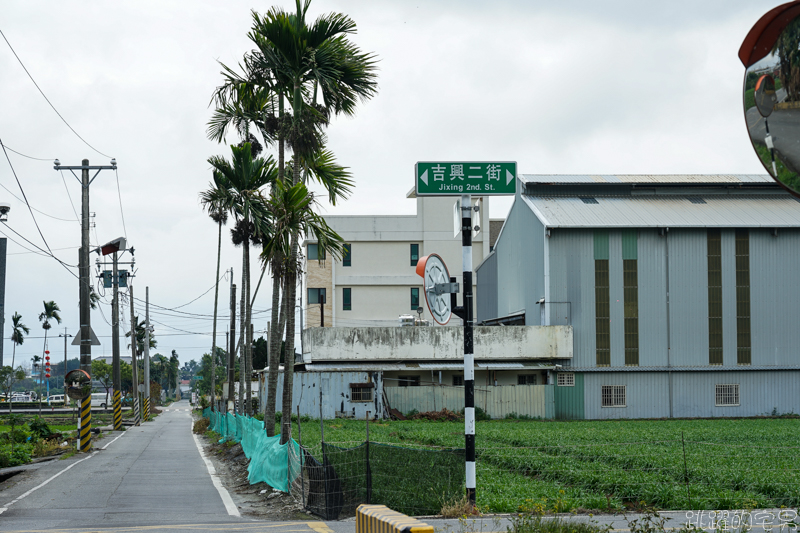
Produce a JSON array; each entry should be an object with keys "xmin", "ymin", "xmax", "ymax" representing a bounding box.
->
[
  {"xmin": 112, "ymin": 390, "xmax": 122, "ymax": 430},
  {"xmin": 143, "ymin": 396, "xmax": 150, "ymax": 421},
  {"xmin": 356, "ymin": 504, "xmax": 433, "ymax": 533},
  {"xmin": 79, "ymin": 396, "xmax": 92, "ymax": 451}
]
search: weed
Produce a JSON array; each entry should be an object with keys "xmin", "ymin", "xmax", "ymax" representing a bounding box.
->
[
  {"xmin": 193, "ymin": 417, "xmax": 210, "ymax": 434},
  {"xmin": 508, "ymin": 514, "xmax": 610, "ymax": 533},
  {"xmin": 440, "ymin": 494, "xmax": 479, "ymax": 518}
]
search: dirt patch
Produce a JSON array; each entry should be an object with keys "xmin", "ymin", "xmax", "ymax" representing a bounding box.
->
[{"xmin": 195, "ymin": 415, "xmax": 317, "ymax": 521}]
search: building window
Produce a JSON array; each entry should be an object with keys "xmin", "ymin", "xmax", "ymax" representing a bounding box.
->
[
  {"xmin": 715, "ymin": 384, "xmax": 740, "ymax": 406},
  {"xmin": 308, "ymin": 288, "xmax": 326, "ymax": 305},
  {"xmin": 517, "ymin": 374, "xmax": 537, "ymax": 385},
  {"xmin": 350, "ymin": 383, "xmax": 374, "ymax": 402},
  {"xmin": 410, "ymin": 244, "xmax": 419, "ymax": 266},
  {"xmin": 343, "ymin": 288, "xmax": 351, "ymax": 311},
  {"xmin": 623, "ymin": 230, "xmax": 639, "ymax": 366},
  {"xmin": 735, "ymin": 230, "xmax": 751, "ymax": 365},
  {"xmin": 601, "ymin": 385, "xmax": 626, "ymax": 408},
  {"xmin": 594, "ymin": 231, "xmax": 610, "ymax": 367},
  {"xmin": 398, "ymin": 375, "xmax": 420, "ymax": 387},
  {"xmin": 343, "ymin": 243, "xmax": 351, "ymax": 267},
  {"xmin": 308, "ymin": 243, "xmax": 325, "ymax": 261},
  {"xmin": 411, "ymin": 287, "xmax": 420, "ymax": 310},
  {"xmin": 557, "ymin": 373, "xmax": 575, "ymax": 387},
  {"xmin": 452, "ymin": 375, "xmax": 464, "ymax": 386},
  {"xmin": 708, "ymin": 229, "xmax": 723, "ymax": 365}
]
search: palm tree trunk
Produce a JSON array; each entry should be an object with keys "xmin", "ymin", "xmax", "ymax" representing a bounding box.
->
[
  {"xmin": 244, "ymin": 236, "xmax": 252, "ymax": 416},
  {"xmin": 211, "ymin": 217, "xmax": 223, "ymax": 411},
  {"xmin": 8, "ymin": 343, "xmax": 15, "ymax": 413},
  {"xmin": 238, "ymin": 248, "xmax": 247, "ymax": 414},
  {"xmin": 265, "ymin": 254, "xmax": 282, "ymax": 436}
]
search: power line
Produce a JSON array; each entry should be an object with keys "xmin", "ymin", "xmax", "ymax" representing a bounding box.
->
[
  {"xmin": 1, "ymin": 144, "xmax": 52, "ymax": 161},
  {"xmin": 59, "ymin": 170, "xmax": 80, "ymax": 223},
  {"xmin": 114, "ymin": 168, "xmax": 127, "ymax": 239},
  {"xmin": 0, "ymin": 27, "xmax": 112, "ymax": 159},
  {"xmin": 0, "ymin": 222, "xmax": 78, "ymax": 275}
]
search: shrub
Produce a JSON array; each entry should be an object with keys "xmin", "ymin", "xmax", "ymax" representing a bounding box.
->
[
  {"xmin": 193, "ymin": 418, "xmax": 210, "ymax": 434},
  {"xmin": 0, "ymin": 445, "xmax": 31, "ymax": 467},
  {"xmin": 29, "ymin": 417, "xmax": 54, "ymax": 441}
]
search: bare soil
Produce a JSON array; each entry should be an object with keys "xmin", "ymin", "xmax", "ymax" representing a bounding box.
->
[{"xmin": 196, "ymin": 417, "xmax": 317, "ymax": 521}]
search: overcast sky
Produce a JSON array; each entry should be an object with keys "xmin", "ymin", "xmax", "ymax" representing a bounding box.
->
[{"xmin": 0, "ymin": 0, "xmax": 780, "ymax": 369}]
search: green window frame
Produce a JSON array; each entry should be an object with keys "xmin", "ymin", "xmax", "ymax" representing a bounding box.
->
[
  {"xmin": 411, "ymin": 287, "xmax": 420, "ymax": 310},
  {"xmin": 343, "ymin": 287, "xmax": 352, "ymax": 311},
  {"xmin": 735, "ymin": 230, "xmax": 751, "ymax": 365},
  {"xmin": 343, "ymin": 244, "xmax": 351, "ymax": 267},
  {"xmin": 594, "ymin": 231, "xmax": 610, "ymax": 366},
  {"xmin": 410, "ymin": 244, "xmax": 419, "ymax": 266},
  {"xmin": 308, "ymin": 243, "xmax": 325, "ymax": 261},
  {"xmin": 708, "ymin": 229, "xmax": 723, "ymax": 365},
  {"xmin": 623, "ymin": 230, "xmax": 639, "ymax": 367}
]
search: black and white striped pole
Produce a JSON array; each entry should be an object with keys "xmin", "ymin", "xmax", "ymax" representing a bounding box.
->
[{"xmin": 459, "ymin": 194, "xmax": 476, "ymax": 506}]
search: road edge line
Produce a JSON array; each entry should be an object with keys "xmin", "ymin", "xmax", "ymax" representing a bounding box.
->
[
  {"xmin": 0, "ymin": 451, "xmax": 96, "ymax": 514},
  {"xmin": 190, "ymin": 419, "xmax": 240, "ymax": 517}
]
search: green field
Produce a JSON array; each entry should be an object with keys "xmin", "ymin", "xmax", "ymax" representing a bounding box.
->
[{"xmin": 287, "ymin": 417, "xmax": 800, "ymax": 512}]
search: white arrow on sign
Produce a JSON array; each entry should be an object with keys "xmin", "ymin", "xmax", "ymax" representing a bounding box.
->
[
  {"xmin": 506, "ymin": 169, "xmax": 514, "ymax": 185},
  {"xmin": 420, "ymin": 169, "xmax": 428, "ymax": 186}
]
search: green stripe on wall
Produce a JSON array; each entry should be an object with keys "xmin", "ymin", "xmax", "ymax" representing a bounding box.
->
[
  {"xmin": 622, "ymin": 230, "xmax": 638, "ymax": 260},
  {"xmin": 594, "ymin": 231, "xmax": 609, "ymax": 260}
]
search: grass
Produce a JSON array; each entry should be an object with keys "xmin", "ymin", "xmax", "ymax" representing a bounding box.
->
[{"xmin": 280, "ymin": 417, "xmax": 800, "ymax": 513}]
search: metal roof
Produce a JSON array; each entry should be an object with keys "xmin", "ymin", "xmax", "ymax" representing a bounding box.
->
[
  {"xmin": 519, "ymin": 174, "xmax": 776, "ymax": 185},
  {"xmin": 522, "ymin": 194, "xmax": 800, "ymax": 228}
]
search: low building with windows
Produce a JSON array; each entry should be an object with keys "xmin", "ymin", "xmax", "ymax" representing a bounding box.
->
[
  {"xmin": 477, "ymin": 174, "xmax": 800, "ymax": 419},
  {"xmin": 303, "ymin": 190, "xmax": 496, "ymax": 328}
]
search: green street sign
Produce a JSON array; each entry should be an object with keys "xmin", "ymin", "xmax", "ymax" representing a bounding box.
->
[{"xmin": 415, "ymin": 161, "xmax": 517, "ymax": 196}]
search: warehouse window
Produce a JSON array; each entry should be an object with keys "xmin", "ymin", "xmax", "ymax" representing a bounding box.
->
[
  {"xmin": 557, "ymin": 373, "xmax": 575, "ymax": 387},
  {"xmin": 350, "ymin": 383, "xmax": 374, "ymax": 402},
  {"xmin": 735, "ymin": 230, "xmax": 751, "ymax": 365},
  {"xmin": 601, "ymin": 385, "xmax": 626, "ymax": 407},
  {"xmin": 708, "ymin": 230, "xmax": 723, "ymax": 365},
  {"xmin": 623, "ymin": 230, "xmax": 639, "ymax": 366},
  {"xmin": 342, "ymin": 288, "xmax": 351, "ymax": 311},
  {"xmin": 343, "ymin": 243, "xmax": 351, "ymax": 267},
  {"xmin": 308, "ymin": 243, "xmax": 325, "ymax": 261},
  {"xmin": 517, "ymin": 374, "xmax": 537, "ymax": 385},
  {"xmin": 715, "ymin": 384, "xmax": 740, "ymax": 406},
  {"xmin": 398, "ymin": 375, "xmax": 420, "ymax": 387},
  {"xmin": 410, "ymin": 244, "xmax": 420, "ymax": 266},
  {"xmin": 594, "ymin": 231, "xmax": 610, "ymax": 366},
  {"xmin": 452, "ymin": 375, "xmax": 464, "ymax": 386}
]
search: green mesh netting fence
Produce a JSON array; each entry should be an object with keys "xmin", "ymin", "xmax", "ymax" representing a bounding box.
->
[
  {"xmin": 203, "ymin": 409, "xmax": 464, "ymax": 519},
  {"xmin": 204, "ymin": 408, "xmax": 301, "ymax": 492}
]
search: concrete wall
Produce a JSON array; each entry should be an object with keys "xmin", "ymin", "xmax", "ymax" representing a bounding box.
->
[
  {"xmin": 385, "ymin": 384, "xmax": 554, "ymax": 419},
  {"xmin": 302, "ymin": 325, "xmax": 572, "ymax": 361},
  {"xmin": 257, "ymin": 371, "xmax": 385, "ymax": 419}
]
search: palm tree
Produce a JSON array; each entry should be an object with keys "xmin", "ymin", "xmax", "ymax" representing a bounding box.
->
[
  {"xmin": 38, "ymin": 301, "xmax": 61, "ymax": 409},
  {"xmin": 249, "ymin": 0, "xmax": 376, "ymax": 439},
  {"xmin": 208, "ymin": 142, "xmax": 276, "ymax": 416},
  {"xmin": 6, "ymin": 313, "xmax": 29, "ymax": 413},
  {"xmin": 200, "ymin": 175, "xmax": 231, "ymax": 411},
  {"xmin": 261, "ymin": 178, "xmax": 344, "ymax": 442}
]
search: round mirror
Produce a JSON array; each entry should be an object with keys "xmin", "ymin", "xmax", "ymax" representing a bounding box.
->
[
  {"xmin": 742, "ymin": 5, "xmax": 800, "ymax": 194},
  {"xmin": 65, "ymin": 369, "xmax": 92, "ymax": 400}
]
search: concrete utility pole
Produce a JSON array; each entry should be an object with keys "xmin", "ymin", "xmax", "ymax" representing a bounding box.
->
[
  {"xmin": 0, "ymin": 237, "xmax": 6, "ymax": 367},
  {"xmin": 130, "ymin": 284, "xmax": 139, "ymax": 424},
  {"xmin": 58, "ymin": 329, "xmax": 72, "ymax": 407},
  {"xmin": 144, "ymin": 286, "xmax": 150, "ymax": 420},
  {"xmin": 228, "ymin": 283, "xmax": 236, "ymax": 413},
  {"xmin": 55, "ymin": 157, "xmax": 116, "ymax": 452},
  {"xmin": 111, "ymin": 251, "xmax": 121, "ymax": 429}
]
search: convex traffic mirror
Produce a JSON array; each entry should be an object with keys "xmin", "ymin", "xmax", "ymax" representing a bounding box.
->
[{"xmin": 741, "ymin": 1, "xmax": 800, "ymax": 195}]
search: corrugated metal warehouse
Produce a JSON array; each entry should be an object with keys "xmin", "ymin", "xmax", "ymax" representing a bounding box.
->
[{"xmin": 476, "ymin": 174, "xmax": 800, "ymax": 419}]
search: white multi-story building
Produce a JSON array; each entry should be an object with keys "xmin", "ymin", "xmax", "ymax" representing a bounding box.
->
[{"xmin": 303, "ymin": 190, "xmax": 497, "ymax": 329}]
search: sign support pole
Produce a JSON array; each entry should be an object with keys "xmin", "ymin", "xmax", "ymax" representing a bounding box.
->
[{"xmin": 460, "ymin": 194, "xmax": 476, "ymax": 506}]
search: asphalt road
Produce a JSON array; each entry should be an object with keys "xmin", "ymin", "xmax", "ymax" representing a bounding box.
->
[
  {"xmin": 746, "ymin": 105, "xmax": 800, "ymax": 178},
  {"xmin": 0, "ymin": 400, "xmax": 335, "ymax": 533}
]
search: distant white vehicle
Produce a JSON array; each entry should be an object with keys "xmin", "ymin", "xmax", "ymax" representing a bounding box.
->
[
  {"xmin": 91, "ymin": 392, "xmax": 112, "ymax": 408},
  {"xmin": 10, "ymin": 393, "xmax": 34, "ymax": 402},
  {"xmin": 46, "ymin": 394, "xmax": 65, "ymax": 405}
]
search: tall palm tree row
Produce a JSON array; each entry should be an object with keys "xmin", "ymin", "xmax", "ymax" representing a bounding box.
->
[
  {"xmin": 204, "ymin": 0, "xmax": 378, "ymax": 441},
  {"xmin": 5, "ymin": 312, "xmax": 29, "ymax": 412},
  {"xmin": 38, "ymin": 301, "xmax": 61, "ymax": 406}
]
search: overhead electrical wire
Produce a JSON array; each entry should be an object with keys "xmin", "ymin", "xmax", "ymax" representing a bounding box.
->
[
  {"xmin": 1, "ymin": 144, "xmax": 52, "ymax": 161},
  {"xmin": 59, "ymin": 170, "xmax": 80, "ymax": 223},
  {"xmin": 0, "ymin": 27, "xmax": 112, "ymax": 159}
]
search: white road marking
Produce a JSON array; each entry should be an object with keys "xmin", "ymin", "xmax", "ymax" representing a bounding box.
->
[
  {"xmin": 0, "ymin": 452, "xmax": 96, "ymax": 515},
  {"xmin": 102, "ymin": 431, "xmax": 126, "ymax": 450},
  {"xmin": 190, "ymin": 419, "xmax": 240, "ymax": 517}
]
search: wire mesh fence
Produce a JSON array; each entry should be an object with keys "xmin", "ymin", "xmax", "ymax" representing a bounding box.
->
[{"xmin": 204, "ymin": 410, "xmax": 800, "ymax": 516}]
